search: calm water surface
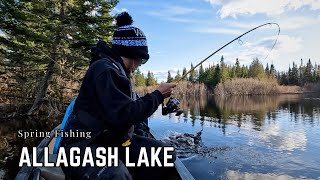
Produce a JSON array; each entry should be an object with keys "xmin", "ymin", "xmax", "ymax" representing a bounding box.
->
[
  {"xmin": 0, "ymin": 94, "xmax": 320, "ymax": 179},
  {"xmin": 150, "ymin": 94, "xmax": 320, "ymax": 179}
]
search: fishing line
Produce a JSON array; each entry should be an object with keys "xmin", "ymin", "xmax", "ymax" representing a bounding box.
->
[{"xmin": 176, "ymin": 23, "xmax": 280, "ymax": 83}]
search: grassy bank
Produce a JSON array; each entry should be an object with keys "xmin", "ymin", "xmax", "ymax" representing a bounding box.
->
[
  {"xmin": 136, "ymin": 78, "xmax": 319, "ymax": 97},
  {"xmin": 214, "ymin": 78, "xmax": 304, "ymax": 96},
  {"xmin": 135, "ymin": 81, "xmax": 207, "ymax": 98}
]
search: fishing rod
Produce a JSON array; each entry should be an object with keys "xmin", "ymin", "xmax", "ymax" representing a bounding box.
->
[
  {"xmin": 162, "ymin": 23, "xmax": 280, "ymax": 116},
  {"xmin": 176, "ymin": 22, "xmax": 280, "ymax": 83}
]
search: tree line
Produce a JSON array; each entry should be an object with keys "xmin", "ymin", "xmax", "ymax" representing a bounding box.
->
[
  {"xmin": 133, "ymin": 69, "xmax": 157, "ymax": 87},
  {"xmin": 165, "ymin": 56, "xmax": 319, "ymax": 88},
  {"xmin": 278, "ymin": 59, "xmax": 319, "ymax": 86}
]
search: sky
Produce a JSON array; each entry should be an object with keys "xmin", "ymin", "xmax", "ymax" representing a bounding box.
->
[
  {"xmin": 112, "ymin": 0, "xmax": 320, "ymax": 82},
  {"xmin": 3, "ymin": 1, "xmax": 319, "ymax": 81}
]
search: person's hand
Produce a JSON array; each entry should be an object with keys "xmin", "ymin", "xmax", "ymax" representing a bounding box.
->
[{"xmin": 156, "ymin": 83, "xmax": 177, "ymax": 98}]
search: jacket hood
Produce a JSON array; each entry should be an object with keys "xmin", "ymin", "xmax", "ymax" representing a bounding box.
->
[{"xmin": 90, "ymin": 40, "xmax": 128, "ymax": 74}]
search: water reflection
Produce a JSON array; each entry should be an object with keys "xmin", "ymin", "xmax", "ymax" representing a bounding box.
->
[
  {"xmin": 151, "ymin": 93, "xmax": 320, "ymax": 179},
  {"xmin": 225, "ymin": 170, "xmax": 307, "ymax": 180},
  {"xmin": 180, "ymin": 94, "xmax": 320, "ymax": 129},
  {"xmin": 1, "ymin": 94, "xmax": 320, "ymax": 179},
  {"xmin": 251, "ymin": 124, "xmax": 307, "ymax": 151}
]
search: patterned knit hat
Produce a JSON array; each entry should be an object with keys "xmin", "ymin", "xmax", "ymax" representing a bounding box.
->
[{"xmin": 112, "ymin": 12, "xmax": 149, "ymax": 64}]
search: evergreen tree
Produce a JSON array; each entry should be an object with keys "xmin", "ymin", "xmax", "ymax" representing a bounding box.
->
[
  {"xmin": 220, "ymin": 55, "xmax": 229, "ymax": 82},
  {"xmin": 276, "ymin": 72, "xmax": 281, "ymax": 84},
  {"xmin": 317, "ymin": 64, "xmax": 320, "ymax": 81},
  {"xmin": 198, "ymin": 64, "xmax": 205, "ymax": 83},
  {"xmin": 188, "ymin": 63, "xmax": 197, "ymax": 82},
  {"xmin": 248, "ymin": 58, "xmax": 265, "ymax": 79},
  {"xmin": 235, "ymin": 58, "xmax": 242, "ymax": 77},
  {"xmin": 305, "ymin": 59, "xmax": 313, "ymax": 83},
  {"xmin": 281, "ymin": 72, "xmax": 289, "ymax": 85},
  {"xmin": 270, "ymin": 63, "xmax": 276, "ymax": 77},
  {"xmin": 195, "ymin": 68, "xmax": 199, "ymax": 82},
  {"xmin": 174, "ymin": 70, "xmax": 181, "ymax": 81},
  {"xmin": 182, "ymin": 67, "xmax": 187, "ymax": 81},
  {"xmin": 288, "ymin": 66, "xmax": 292, "ymax": 84},
  {"xmin": 265, "ymin": 63, "xmax": 270, "ymax": 77},
  {"xmin": 0, "ymin": 0, "xmax": 117, "ymax": 114},
  {"xmin": 133, "ymin": 68, "xmax": 146, "ymax": 87},
  {"xmin": 314, "ymin": 63, "xmax": 319, "ymax": 82},
  {"xmin": 166, "ymin": 70, "xmax": 174, "ymax": 83},
  {"xmin": 203, "ymin": 65, "xmax": 215, "ymax": 87},
  {"xmin": 241, "ymin": 65, "xmax": 248, "ymax": 78},
  {"xmin": 290, "ymin": 62, "xmax": 299, "ymax": 85},
  {"xmin": 230, "ymin": 66, "xmax": 236, "ymax": 78},
  {"xmin": 213, "ymin": 64, "xmax": 221, "ymax": 86},
  {"xmin": 146, "ymin": 71, "xmax": 157, "ymax": 86},
  {"xmin": 313, "ymin": 64, "xmax": 317, "ymax": 82},
  {"xmin": 299, "ymin": 58, "xmax": 304, "ymax": 85}
]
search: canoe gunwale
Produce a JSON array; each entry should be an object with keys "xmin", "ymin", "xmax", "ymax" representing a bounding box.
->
[{"xmin": 15, "ymin": 128, "xmax": 58, "ymax": 180}]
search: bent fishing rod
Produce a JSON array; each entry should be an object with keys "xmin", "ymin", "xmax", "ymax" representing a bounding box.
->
[
  {"xmin": 176, "ymin": 22, "xmax": 280, "ymax": 83},
  {"xmin": 162, "ymin": 23, "xmax": 280, "ymax": 116}
]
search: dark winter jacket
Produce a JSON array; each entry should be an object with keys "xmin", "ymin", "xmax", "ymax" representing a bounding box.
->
[{"xmin": 64, "ymin": 40, "xmax": 163, "ymax": 145}]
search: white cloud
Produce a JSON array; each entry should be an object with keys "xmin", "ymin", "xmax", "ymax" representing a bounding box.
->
[
  {"xmin": 212, "ymin": 34, "xmax": 302, "ymax": 66},
  {"xmin": 146, "ymin": 5, "xmax": 205, "ymax": 23},
  {"xmin": 111, "ymin": 7, "xmax": 128, "ymax": 15},
  {"xmin": 205, "ymin": 0, "xmax": 320, "ymax": 18},
  {"xmin": 167, "ymin": 5, "xmax": 199, "ymax": 15},
  {"xmin": 224, "ymin": 21, "xmax": 265, "ymax": 29},
  {"xmin": 201, "ymin": 61, "xmax": 217, "ymax": 69},
  {"xmin": 146, "ymin": 11, "xmax": 198, "ymax": 23},
  {"xmin": 224, "ymin": 16, "xmax": 320, "ymax": 30},
  {"xmin": 241, "ymin": 35, "xmax": 302, "ymax": 54},
  {"xmin": 145, "ymin": 68, "xmax": 187, "ymax": 83},
  {"xmin": 272, "ymin": 35, "xmax": 302, "ymax": 52},
  {"xmin": 277, "ymin": 16, "xmax": 320, "ymax": 29},
  {"xmin": 152, "ymin": 71, "xmax": 168, "ymax": 83},
  {"xmin": 146, "ymin": 5, "xmax": 198, "ymax": 17}
]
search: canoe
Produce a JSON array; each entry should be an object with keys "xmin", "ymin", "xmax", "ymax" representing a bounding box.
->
[{"xmin": 15, "ymin": 126, "xmax": 195, "ymax": 180}]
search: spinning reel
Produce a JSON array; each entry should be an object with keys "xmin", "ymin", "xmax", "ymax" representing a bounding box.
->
[{"xmin": 162, "ymin": 97, "xmax": 183, "ymax": 116}]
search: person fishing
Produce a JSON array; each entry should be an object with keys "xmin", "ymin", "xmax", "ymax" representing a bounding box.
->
[{"xmin": 61, "ymin": 12, "xmax": 177, "ymax": 179}]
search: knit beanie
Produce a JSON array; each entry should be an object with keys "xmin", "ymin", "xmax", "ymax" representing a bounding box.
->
[{"xmin": 112, "ymin": 12, "xmax": 149, "ymax": 64}]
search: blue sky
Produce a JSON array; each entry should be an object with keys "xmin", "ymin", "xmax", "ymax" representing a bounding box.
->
[
  {"xmin": 2, "ymin": 1, "xmax": 319, "ymax": 82},
  {"xmin": 112, "ymin": 0, "xmax": 320, "ymax": 82}
]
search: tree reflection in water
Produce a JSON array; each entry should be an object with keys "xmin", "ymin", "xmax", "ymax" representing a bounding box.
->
[
  {"xmin": 1, "ymin": 93, "xmax": 320, "ymax": 179},
  {"xmin": 155, "ymin": 93, "xmax": 320, "ymax": 179}
]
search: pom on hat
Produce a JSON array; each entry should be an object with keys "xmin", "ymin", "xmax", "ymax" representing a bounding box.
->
[
  {"xmin": 112, "ymin": 12, "xmax": 149, "ymax": 61},
  {"xmin": 115, "ymin": 12, "xmax": 133, "ymax": 27}
]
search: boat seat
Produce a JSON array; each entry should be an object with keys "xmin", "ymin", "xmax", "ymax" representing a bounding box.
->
[{"xmin": 34, "ymin": 154, "xmax": 65, "ymax": 180}]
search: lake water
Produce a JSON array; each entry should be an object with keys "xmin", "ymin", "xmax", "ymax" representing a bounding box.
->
[
  {"xmin": 1, "ymin": 94, "xmax": 320, "ymax": 179},
  {"xmin": 150, "ymin": 94, "xmax": 320, "ymax": 179}
]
